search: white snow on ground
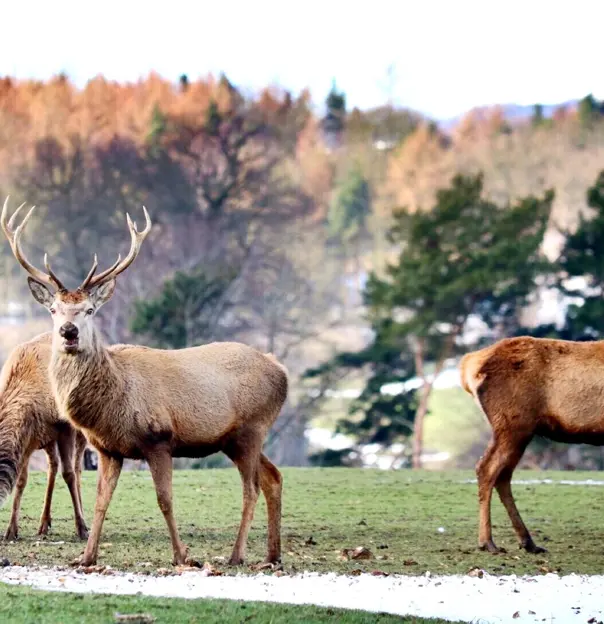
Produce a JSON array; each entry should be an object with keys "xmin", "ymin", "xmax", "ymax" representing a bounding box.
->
[
  {"xmin": 461, "ymin": 478, "xmax": 604, "ymax": 486},
  {"xmin": 0, "ymin": 566, "xmax": 603, "ymax": 624}
]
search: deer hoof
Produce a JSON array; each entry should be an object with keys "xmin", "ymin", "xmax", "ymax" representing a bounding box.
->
[
  {"xmin": 172, "ymin": 544, "xmax": 189, "ymax": 566},
  {"xmin": 228, "ymin": 555, "xmax": 245, "ymax": 566},
  {"xmin": 522, "ymin": 541, "xmax": 547, "ymax": 554},
  {"xmin": 77, "ymin": 525, "xmax": 89, "ymax": 540},
  {"xmin": 37, "ymin": 521, "xmax": 51, "ymax": 536},
  {"xmin": 71, "ymin": 554, "xmax": 96, "ymax": 567},
  {"xmin": 479, "ymin": 541, "xmax": 506, "ymax": 554},
  {"xmin": 3, "ymin": 527, "xmax": 18, "ymax": 542}
]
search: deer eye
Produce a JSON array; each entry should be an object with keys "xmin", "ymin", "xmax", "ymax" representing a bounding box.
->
[
  {"xmin": 50, "ymin": 308, "xmax": 56, "ymax": 315},
  {"xmin": 86, "ymin": 308, "xmax": 94, "ymax": 315}
]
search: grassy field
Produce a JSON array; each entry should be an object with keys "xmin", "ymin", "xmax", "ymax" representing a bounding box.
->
[
  {"xmin": 1, "ymin": 467, "xmax": 603, "ymax": 579},
  {"xmin": 0, "ymin": 582, "xmax": 460, "ymax": 624}
]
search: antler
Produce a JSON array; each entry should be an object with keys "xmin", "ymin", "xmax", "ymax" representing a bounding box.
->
[
  {"xmin": 79, "ymin": 206, "xmax": 152, "ymax": 291},
  {"xmin": 1, "ymin": 197, "xmax": 66, "ymax": 291}
]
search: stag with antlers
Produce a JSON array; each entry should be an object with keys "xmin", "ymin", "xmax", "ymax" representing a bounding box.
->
[{"xmin": 1, "ymin": 197, "xmax": 287, "ymax": 567}]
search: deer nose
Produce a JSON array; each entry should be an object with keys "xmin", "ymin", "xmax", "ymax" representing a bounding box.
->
[{"xmin": 59, "ymin": 322, "xmax": 79, "ymax": 340}]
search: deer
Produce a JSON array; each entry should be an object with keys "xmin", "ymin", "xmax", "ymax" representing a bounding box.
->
[
  {"xmin": 460, "ymin": 334, "xmax": 604, "ymax": 555},
  {"xmin": 1, "ymin": 197, "xmax": 287, "ymax": 567},
  {"xmin": 0, "ymin": 331, "xmax": 88, "ymax": 541}
]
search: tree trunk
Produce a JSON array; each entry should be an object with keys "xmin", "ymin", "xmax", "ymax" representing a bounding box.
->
[
  {"xmin": 410, "ymin": 329, "xmax": 460, "ymax": 470},
  {"xmin": 411, "ymin": 382, "xmax": 432, "ymax": 469}
]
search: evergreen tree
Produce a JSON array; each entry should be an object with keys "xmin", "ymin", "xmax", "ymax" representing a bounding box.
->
[
  {"xmin": 310, "ymin": 173, "xmax": 554, "ymax": 468},
  {"xmin": 130, "ymin": 268, "xmax": 235, "ymax": 349},
  {"xmin": 322, "ymin": 80, "xmax": 346, "ymax": 147},
  {"xmin": 557, "ymin": 170, "xmax": 604, "ymax": 339},
  {"xmin": 205, "ymin": 100, "xmax": 221, "ymax": 136},
  {"xmin": 146, "ymin": 104, "xmax": 168, "ymax": 158},
  {"xmin": 327, "ymin": 165, "xmax": 372, "ymax": 291},
  {"xmin": 578, "ymin": 94, "xmax": 603, "ymax": 127},
  {"xmin": 532, "ymin": 104, "xmax": 544, "ymax": 127}
]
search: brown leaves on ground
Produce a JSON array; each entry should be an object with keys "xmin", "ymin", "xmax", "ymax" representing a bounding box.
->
[
  {"xmin": 78, "ymin": 565, "xmax": 113, "ymax": 575},
  {"xmin": 338, "ymin": 547, "xmax": 374, "ymax": 561},
  {"xmin": 156, "ymin": 562, "xmax": 223, "ymax": 577}
]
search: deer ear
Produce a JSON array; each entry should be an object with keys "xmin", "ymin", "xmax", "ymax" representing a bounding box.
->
[
  {"xmin": 90, "ymin": 278, "xmax": 116, "ymax": 309},
  {"xmin": 27, "ymin": 277, "xmax": 54, "ymax": 309}
]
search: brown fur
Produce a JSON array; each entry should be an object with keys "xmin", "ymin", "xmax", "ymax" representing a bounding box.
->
[
  {"xmin": 0, "ymin": 332, "xmax": 88, "ymax": 540},
  {"xmin": 48, "ymin": 317, "xmax": 288, "ymax": 567},
  {"xmin": 460, "ymin": 335, "xmax": 604, "ymax": 554}
]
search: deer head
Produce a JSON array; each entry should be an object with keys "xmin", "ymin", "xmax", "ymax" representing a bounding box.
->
[{"xmin": 1, "ymin": 197, "xmax": 152, "ymax": 355}]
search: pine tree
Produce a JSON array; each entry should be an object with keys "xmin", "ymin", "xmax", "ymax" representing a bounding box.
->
[{"xmin": 310, "ymin": 173, "xmax": 554, "ymax": 468}]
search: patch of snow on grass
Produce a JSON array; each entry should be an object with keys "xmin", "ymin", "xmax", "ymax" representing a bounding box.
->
[
  {"xmin": 0, "ymin": 566, "xmax": 602, "ymax": 624},
  {"xmin": 461, "ymin": 478, "xmax": 604, "ymax": 486}
]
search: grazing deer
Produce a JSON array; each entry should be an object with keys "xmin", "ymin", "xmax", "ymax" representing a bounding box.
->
[
  {"xmin": 0, "ymin": 332, "xmax": 88, "ymax": 541},
  {"xmin": 1, "ymin": 198, "xmax": 287, "ymax": 567},
  {"xmin": 460, "ymin": 334, "xmax": 604, "ymax": 554}
]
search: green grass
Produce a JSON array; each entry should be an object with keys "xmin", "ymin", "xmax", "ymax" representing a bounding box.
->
[
  {"xmin": 0, "ymin": 582, "xmax": 456, "ymax": 623},
  {"xmin": 2, "ymin": 467, "xmax": 604, "ymax": 579}
]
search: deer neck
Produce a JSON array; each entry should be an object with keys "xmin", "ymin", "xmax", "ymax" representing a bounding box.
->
[{"xmin": 49, "ymin": 330, "xmax": 123, "ymax": 430}]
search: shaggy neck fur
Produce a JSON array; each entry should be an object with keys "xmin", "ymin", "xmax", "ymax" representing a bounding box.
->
[{"xmin": 50, "ymin": 329, "xmax": 124, "ymax": 433}]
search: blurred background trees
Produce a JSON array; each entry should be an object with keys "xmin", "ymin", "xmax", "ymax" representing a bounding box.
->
[{"xmin": 2, "ymin": 72, "xmax": 604, "ymax": 470}]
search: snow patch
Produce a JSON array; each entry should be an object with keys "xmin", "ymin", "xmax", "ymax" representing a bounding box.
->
[
  {"xmin": 461, "ymin": 478, "xmax": 604, "ymax": 486},
  {"xmin": 0, "ymin": 566, "xmax": 602, "ymax": 624}
]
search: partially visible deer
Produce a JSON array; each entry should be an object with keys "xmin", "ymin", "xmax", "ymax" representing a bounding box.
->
[
  {"xmin": 1, "ymin": 198, "xmax": 287, "ymax": 567},
  {"xmin": 0, "ymin": 331, "xmax": 88, "ymax": 541},
  {"xmin": 460, "ymin": 334, "xmax": 604, "ymax": 554}
]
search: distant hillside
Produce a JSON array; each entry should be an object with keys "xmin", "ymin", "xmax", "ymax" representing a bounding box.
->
[{"xmin": 439, "ymin": 99, "xmax": 578, "ymax": 129}]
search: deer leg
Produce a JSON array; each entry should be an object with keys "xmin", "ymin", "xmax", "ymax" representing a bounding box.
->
[
  {"xmin": 225, "ymin": 441, "xmax": 261, "ymax": 566},
  {"xmin": 476, "ymin": 437, "xmax": 506, "ymax": 553},
  {"xmin": 477, "ymin": 434, "xmax": 532, "ymax": 554},
  {"xmin": 57, "ymin": 431, "xmax": 89, "ymax": 540},
  {"xmin": 4, "ymin": 450, "xmax": 33, "ymax": 541},
  {"xmin": 74, "ymin": 431, "xmax": 87, "ymax": 517},
  {"xmin": 37, "ymin": 444, "xmax": 59, "ymax": 536},
  {"xmin": 146, "ymin": 448, "xmax": 188, "ymax": 566},
  {"xmin": 496, "ymin": 454, "xmax": 544, "ymax": 553},
  {"xmin": 74, "ymin": 451, "xmax": 122, "ymax": 567},
  {"xmin": 259, "ymin": 453, "xmax": 282, "ymax": 564}
]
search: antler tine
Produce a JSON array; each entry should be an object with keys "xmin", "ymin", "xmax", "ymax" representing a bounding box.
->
[
  {"xmin": 78, "ymin": 253, "xmax": 122, "ymax": 291},
  {"xmin": 6, "ymin": 202, "xmax": 26, "ymax": 231},
  {"xmin": 84, "ymin": 206, "xmax": 152, "ymax": 290},
  {"xmin": 43, "ymin": 253, "xmax": 66, "ymax": 291},
  {"xmin": 1, "ymin": 197, "xmax": 66, "ymax": 291},
  {"xmin": 78, "ymin": 254, "xmax": 99, "ymax": 291}
]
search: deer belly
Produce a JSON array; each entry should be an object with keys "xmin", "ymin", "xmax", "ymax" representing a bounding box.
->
[
  {"xmin": 169, "ymin": 410, "xmax": 237, "ymax": 447},
  {"xmin": 539, "ymin": 409, "xmax": 604, "ymax": 444},
  {"xmin": 172, "ymin": 441, "xmax": 223, "ymax": 458},
  {"xmin": 83, "ymin": 430, "xmax": 144, "ymax": 460}
]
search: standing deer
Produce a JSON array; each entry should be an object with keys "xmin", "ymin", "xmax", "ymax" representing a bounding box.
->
[
  {"xmin": 0, "ymin": 332, "xmax": 88, "ymax": 541},
  {"xmin": 460, "ymin": 334, "xmax": 604, "ymax": 555},
  {"xmin": 1, "ymin": 198, "xmax": 287, "ymax": 567}
]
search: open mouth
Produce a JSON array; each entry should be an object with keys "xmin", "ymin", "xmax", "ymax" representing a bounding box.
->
[{"xmin": 63, "ymin": 338, "xmax": 79, "ymax": 353}]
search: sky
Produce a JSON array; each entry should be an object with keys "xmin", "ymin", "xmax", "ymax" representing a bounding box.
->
[{"xmin": 2, "ymin": 0, "xmax": 603, "ymax": 120}]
